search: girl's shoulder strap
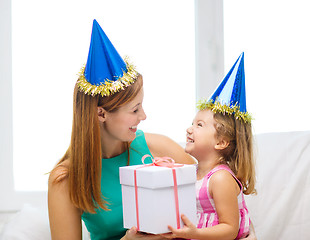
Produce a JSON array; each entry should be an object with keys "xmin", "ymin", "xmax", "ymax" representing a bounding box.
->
[{"xmin": 207, "ymin": 164, "xmax": 242, "ymax": 189}]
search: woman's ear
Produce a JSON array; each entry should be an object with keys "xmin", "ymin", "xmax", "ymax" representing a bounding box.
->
[
  {"xmin": 97, "ymin": 107, "xmax": 107, "ymax": 123},
  {"xmin": 215, "ymin": 138, "xmax": 230, "ymax": 150}
]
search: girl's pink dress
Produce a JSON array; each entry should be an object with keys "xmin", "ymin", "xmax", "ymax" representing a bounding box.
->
[{"xmin": 195, "ymin": 164, "xmax": 250, "ymax": 239}]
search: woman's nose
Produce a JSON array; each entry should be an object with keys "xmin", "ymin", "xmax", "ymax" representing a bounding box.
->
[{"xmin": 140, "ymin": 107, "xmax": 147, "ymax": 121}]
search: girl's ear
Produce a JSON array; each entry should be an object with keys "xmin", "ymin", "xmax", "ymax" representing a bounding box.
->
[
  {"xmin": 215, "ymin": 138, "xmax": 230, "ymax": 150},
  {"xmin": 97, "ymin": 107, "xmax": 107, "ymax": 123}
]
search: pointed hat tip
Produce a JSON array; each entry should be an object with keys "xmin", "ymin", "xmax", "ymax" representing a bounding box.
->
[{"xmin": 92, "ymin": 19, "xmax": 99, "ymax": 28}]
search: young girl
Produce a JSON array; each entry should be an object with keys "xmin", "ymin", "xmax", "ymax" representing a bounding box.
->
[{"xmin": 164, "ymin": 52, "xmax": 256, "ymax": 240}]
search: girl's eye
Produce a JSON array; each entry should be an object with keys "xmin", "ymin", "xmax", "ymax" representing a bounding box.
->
[
  {"xmin": 198, "ymin": 123, "xmax": 203, "ymax": 127},
  {"xmin": 133, "ymin": 109, "xmax": 138, "ymax": 113}
]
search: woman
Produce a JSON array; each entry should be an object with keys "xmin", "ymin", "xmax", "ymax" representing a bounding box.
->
[
  {"xmin": 48, "ymin": 19, "xmax": 194, "ymax": 240},
  {"xmin": 48, "ymin": 76, "xmax": 196, "ymax": 239}
]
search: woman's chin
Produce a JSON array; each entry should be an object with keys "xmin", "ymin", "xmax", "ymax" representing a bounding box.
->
[{"xmin": 127, "ymin": 131, "xmax": 137, "ymax": 141}]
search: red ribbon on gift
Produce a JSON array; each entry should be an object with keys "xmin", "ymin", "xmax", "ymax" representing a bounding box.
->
[{"xmin": 134, "ymin": 154, "xmax": 184, "ymax": 231}]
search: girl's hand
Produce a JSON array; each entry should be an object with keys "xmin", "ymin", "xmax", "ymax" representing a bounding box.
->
[
  {"xmin": 123, "ymin": 227, "xmax": 168, "ymax": 240},
  {"xmin": 162, "ymin": 214, "xmax": 197, "ymax": 239}
]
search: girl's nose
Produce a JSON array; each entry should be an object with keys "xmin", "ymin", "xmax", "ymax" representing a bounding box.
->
[{"xmin": 186, "ymin": 126, "xmax": 193, "ymax": 134}]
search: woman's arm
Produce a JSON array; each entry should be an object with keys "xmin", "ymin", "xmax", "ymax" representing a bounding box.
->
[
  {"xmin": 48, "ymin": 166, "xmax": 82, "ymax": 240},
  {"xmin": 145, "ymin": 133, "xmax": 195, "ymax": 164},
  {"xmin": 121, "ymin": 227, "xmax": 169, "ymax": 240}
]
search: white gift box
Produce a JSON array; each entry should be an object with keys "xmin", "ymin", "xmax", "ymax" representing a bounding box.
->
[{"xmin": 119, "ymin": 163, "xmax": 197, "ymax": 234}]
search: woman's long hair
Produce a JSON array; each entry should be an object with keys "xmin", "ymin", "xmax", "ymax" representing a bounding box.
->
[
  {"xmin": 213, "ymin": 112, "xmax": 256, "ymax": 195},
  {"xmin": 51, "ymin": 74, "xmax": 143, "ymax": 213}
]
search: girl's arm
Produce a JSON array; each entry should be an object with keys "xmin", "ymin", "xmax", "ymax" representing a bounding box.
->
[
  {"xmin": 48, "ymin": 167, "xmax": 82, "ymax": 240},
  {"xmin": 164, "ymin": 170, "xmax": 240, "ymax": 240},
  {"xmin": 145, "ymin": 133, "xmax": 195, "ymax": 164}
]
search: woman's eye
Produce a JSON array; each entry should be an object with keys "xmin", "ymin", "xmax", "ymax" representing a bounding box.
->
[
  {"xmin": 133, "ymin": 109, "xmax": 138, "ymax": 113},
  {"xmin": 198, "ymin": 123, "xmax": 202, "ymax": 127}
]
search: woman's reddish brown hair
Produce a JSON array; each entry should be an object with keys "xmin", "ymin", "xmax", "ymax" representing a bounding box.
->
[{"xmin": 50, "ymin": 74, "xmax": 143, "ymax": 213}]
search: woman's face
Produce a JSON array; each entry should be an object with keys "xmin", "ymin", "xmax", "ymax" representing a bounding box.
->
[{"xmin": 101, "ymin": 87, "xmax": 147, "ymax": 143}]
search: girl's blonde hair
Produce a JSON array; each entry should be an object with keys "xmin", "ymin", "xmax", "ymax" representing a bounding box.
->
[
  {"xmin": 213, "ymin": 112, "xmax": 256, "ymax": 195},
  {"xmin": 50, "ymin": 74, "xmax": 143, "ymax": 213}
]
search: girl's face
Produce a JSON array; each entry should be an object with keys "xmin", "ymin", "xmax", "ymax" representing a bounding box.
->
[
  {"xmin": 185, "ymin": 109, "xmax": 218, "ymax": 160},
  {"xmin": 101, "ymin": 87, "xmax": 146, "ymax": 143}
]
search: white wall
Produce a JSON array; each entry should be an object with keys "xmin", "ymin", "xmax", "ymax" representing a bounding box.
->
[
  {"xmin": 0, "ymin": 0, "xmax": 54, "ymax": 211},
  {"xmin": 195, "ymin": 0, "xmax": 224, "ymax": 101},
  {"xmin": 0, "ymin": 0, "xmax": 223, "ymax": 211},
  {"xmin": 0, "ymin": 0, "xmax": 15, "ymax": 211}
]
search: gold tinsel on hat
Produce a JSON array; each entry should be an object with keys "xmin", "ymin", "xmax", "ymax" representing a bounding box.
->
[
  {"xmin": 77, "ymin": 57, "xmax": 138, "ymax": 97},
  {"xmin": 197, "ymin": 98, "xmax": 253, "ymax": 124}
]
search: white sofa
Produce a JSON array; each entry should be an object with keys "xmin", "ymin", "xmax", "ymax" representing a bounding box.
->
[
  {"xmin": 1, "ymin": 131, "xmax": 310, "ymax": 239},
  {"xmin": 245, "ymin": 130, "xmax": 310, "ymax": 239},
  {"xmin": 0, "ymin": 204, "xmax": 90, "ymax": 240}
]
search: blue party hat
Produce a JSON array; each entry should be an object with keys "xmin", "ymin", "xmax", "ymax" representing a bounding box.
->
[
  {"xmin": 197, "ymin": 52, "xmax": 252, "ymax": 123},
  {"xmin": 77, "ymin": 19, "xmax": 138, "ymax": 96}
]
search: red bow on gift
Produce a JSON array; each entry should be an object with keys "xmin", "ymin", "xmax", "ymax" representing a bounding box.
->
[{"xmin": 141, "ymin": 154, "xmax": 184, "ymax": 168}]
